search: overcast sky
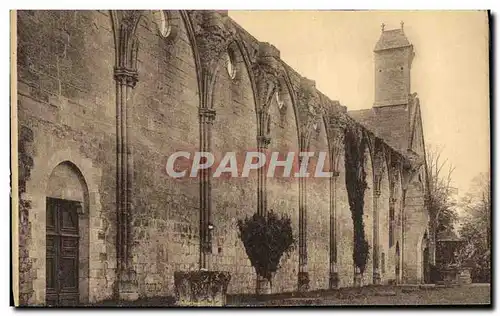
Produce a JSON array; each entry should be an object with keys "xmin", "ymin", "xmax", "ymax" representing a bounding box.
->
[{"xmin": 229, "ymin": 10, "xmax": 490, "ymax": 197}]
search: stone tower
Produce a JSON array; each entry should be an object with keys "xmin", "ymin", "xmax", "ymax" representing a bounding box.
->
[{"xmin": 373, "ymin": 22, "xmax": 415, "ymax": 107}]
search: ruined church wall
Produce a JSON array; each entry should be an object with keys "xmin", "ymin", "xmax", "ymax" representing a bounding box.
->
[
  {"xmin": 336, "ymin": 145, "xmax": 354, "ymax": 288},
  {"xmin": 17, "ymin": 10, "xmax": 117, "ymax": 304},
  {"xmin": 130, "ymin": 11, "xmax": 201, "ymax": 298},
  {"xmin": 210, "ymin": 40, "xmax": 259, "ymax": 294},
  {"xmin": 378, "ymin": 162, "xmax": 391, "ymax": 283},
  {"xmin": 267, "ymin": 81, "xmax": 300, "ymax": 293},
  {"xmin": 362, "ymin": 147, "xmax": 374, "ymax": 285},
  {"xmin": 402, "ymin": 169, "xmax": 428, "ymax": 284},
  {"xmin": 306, "ymin": 122, "xmax": 331, "ymax": 291}
]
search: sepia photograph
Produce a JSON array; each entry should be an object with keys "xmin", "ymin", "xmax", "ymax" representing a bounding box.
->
[{"xmin": 10, "ymin": 8, "xmax": 491, "ymax": 307}]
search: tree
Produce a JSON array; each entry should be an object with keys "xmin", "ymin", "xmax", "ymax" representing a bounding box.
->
[
  {"xmin": 237, "ymin": 210, "xmax": 296, "ymax": 294},
  {"xmin": 425, "ymin": 145, "xmax": 459, "ymax": 264},
  {"xmin": 458, "ymin": 172, "xmax": 491, "ymax": 282}
]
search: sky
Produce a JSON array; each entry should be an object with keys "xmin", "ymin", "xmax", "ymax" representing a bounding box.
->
[{"xmin": 229, "ymin": 10, "xmax": 490, "ymax": 197}]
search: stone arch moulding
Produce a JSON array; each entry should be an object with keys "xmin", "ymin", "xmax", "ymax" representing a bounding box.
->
[
  {"xmin": 25, "ymin": 148, "xmax": 101, "ymax": 214},
  {"xmin": 279, "ymin": 66, "xmax": 305, "ymax": 149},
  {"xmin": 23, "ymin": 148, "xmax": 103, "ymax": 305},
  {"xmin": 180, "ymin": 10, "xmax": 204, "ymax": 107}
]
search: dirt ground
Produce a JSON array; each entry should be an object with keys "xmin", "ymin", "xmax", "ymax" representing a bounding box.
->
[{"xmin": 231, "ymin": 284, "xmax": 491, "ymax": 307}]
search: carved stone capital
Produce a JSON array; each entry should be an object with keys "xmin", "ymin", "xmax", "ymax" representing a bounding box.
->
[
  {"xmin": 188, "ymin": 11, "xmax": 236, "ymax": 74},
  {"xmin": 199, "ymin": 108, "xmax": 217, "ymax": 123},
  {"xmin": 257, "ymin": 135, "xmax": 271, "ymax": 149},
  {"xmin": 114, "ymin": 67, "xmax": 139, "ymax": 88}
]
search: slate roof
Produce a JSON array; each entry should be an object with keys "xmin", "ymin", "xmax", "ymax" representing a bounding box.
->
[
  {"xmin": 348, "ymin": 104, "xmax": 410, "ymax": 155},
  {"xmin": 374, "ymin": 29, "xmax": 412, "ymax": 52},
  {"xmin": 437, "ymin": 229, "xmax": 462, "ymax": 242}
]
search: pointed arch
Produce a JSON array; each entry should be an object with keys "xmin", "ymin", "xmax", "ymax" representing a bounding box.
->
[
  {"xmin": 279, "ymin": 63, "xmax": 302, "ymax": 149},
  {"xmin": 180, "ymin": 10, "xmax": 203, "ymax": 108}
]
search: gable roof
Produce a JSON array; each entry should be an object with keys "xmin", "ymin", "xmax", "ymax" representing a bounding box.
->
[
  {"xmin": 374, "ymin": 29, "xmax": 412, "ymax": 52},
  {"xmin": 348, "ymin": 104, "xmax": 410, "ymax": 155}
]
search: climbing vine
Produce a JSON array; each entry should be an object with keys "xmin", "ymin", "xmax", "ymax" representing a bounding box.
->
[{"xmin": 344, "ymin": 125, "xmax": 370, "ymax": 274}]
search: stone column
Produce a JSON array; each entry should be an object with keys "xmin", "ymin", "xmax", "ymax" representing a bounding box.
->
[
  {"xmin": 295, "ymin": 78, "xmax": 320, "ymax": 292},
  {"xmin": 251, "ymin": 42, "xmax": 280, "ymax": 294},
  {"xmin": 199, "ymin": 108, "xmax": 216, "ymax": 270},
  {"xmin": 400, "ymin": 188, "xmax": 407, "ymax": 284},
  {"xmin": 373, "ymin": 177, "xmax": 381, "ymax": 285},
  {"xmin": 111, "ymin": 11, "xmax": 141, "ymax": 301},
  {"xmin": 298, "ymin": 154, "xmax": 309, "ymax": 291},
  {"xmin": 187, "ymin": 11, "xmax": 235, "ymax": 272},
  {"xmin": 323, "ymin": 107, "xmax": 347, "ymax": 289},
  {"xmin": 329, "ymin": 171, "xmax": 340, "ymax": 288}
]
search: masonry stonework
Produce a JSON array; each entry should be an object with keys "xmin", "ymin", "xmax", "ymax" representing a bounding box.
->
[{"xmin": 17, "ymin": 10, "xmax": 431, "ymax": 305}]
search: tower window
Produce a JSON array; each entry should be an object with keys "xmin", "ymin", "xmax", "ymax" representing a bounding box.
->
[
  {"xmin": 400, "ymin": 67, "xmax": 404, "ymax": 70},
  {"xmin": 379, "ymin": 69, "xmax": 382, "ymax": 72}
]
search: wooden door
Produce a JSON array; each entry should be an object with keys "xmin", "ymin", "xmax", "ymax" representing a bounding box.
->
[{"xmin": 46, "ymin": 197, "xmax": 80, "ymax": 306}]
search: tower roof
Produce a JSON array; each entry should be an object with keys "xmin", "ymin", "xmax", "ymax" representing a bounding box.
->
[
  {"xmin": 374, "ymin": 28, "xmax": 412, "ymax": 52},
  {"xmin": 348, "ymin": 105, "xmax": 410, "ymax": 155}
]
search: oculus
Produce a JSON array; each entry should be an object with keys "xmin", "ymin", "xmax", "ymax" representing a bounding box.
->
[
  {"xmin": 153, "ymin": 10, "xmax": 171, "ymax": 38},
  {"xmin": 226, "ymin": 50, "xmax": 236, "ymax": 79}
]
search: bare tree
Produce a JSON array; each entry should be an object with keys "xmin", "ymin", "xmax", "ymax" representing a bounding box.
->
[
  {"xmin": 458, "ymin": 172, "xmax": 491, "ymax": 282},
  {"xmin": 425, "ymin": 145, "xmax": 458, "ymax": 264}
]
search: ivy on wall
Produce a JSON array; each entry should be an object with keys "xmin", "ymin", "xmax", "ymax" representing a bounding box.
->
[{"xmin": 344, "ymin": 125, "xmax": 370, "ymax": 274}]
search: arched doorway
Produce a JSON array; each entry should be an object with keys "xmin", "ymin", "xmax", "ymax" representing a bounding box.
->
[{"xmin": 45, "ymin": 161, "xmax": 89, "ymax": 306}]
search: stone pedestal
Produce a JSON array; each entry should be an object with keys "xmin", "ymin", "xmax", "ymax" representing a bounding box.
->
[
  {"xmin": 354, "ymin": 272, "xmax": 362, "ymax": 287},
  {"xmin": 373, "ymin": 270, "xmax": 381, "ymax": 285},
  {"xmin": 458, "ymin": 268, "xmax": 472, "ymax": 285},
  {"xmin": 256, "ymin": 275, "xmax": 271, "ymax": 295},
  {"xmin": 174, "ymin": 271, "xmax": 231, "ymax": 306},
  {"xmin": 297, "ymin": 272, "xmax": 310, "ymax": 292},
  {"xmin": 118, "ymin": 269, "xmax": 139, "ymax": 301},
  {"xmin": 329, "ymin": 272, "xmax": 339, "ymax": 289}
]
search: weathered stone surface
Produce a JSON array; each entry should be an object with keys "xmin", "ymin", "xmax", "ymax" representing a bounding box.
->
[
  {"xmin": 174, "ymin": 271, "xmax": 231, "ymax": 306},
  {"xmin": 16, "ymin": 10, "xmax": 430, "ymax": 305}
]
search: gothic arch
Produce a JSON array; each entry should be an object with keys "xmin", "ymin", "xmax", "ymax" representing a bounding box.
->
[
  {"xmin": 46, "ymin": 161, "xmax": 90, "ymax": 304},
  {"xmin": 233, "ymin": 35, "xmax": 261, "ymax": 122},
  {"xmin": 180, "ymin": 10, "xmax": 203, "ymax": 104},
  {"xmin": 279, "ymin": 63, "xmax": 303, "ymax": 148},
  {"xmin": 24, "ymin": 148, "xmax": 102, "ymax": 304}
]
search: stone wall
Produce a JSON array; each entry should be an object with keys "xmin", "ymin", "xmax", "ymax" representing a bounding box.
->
[
  {"xmin": 306, "ymin": 121, "xmax": 330, "ymax": 290},
  {"xmin": 362, "ymin": 147, "xmax": 374, "ymax": 285},
  {"xmin": 267, "ymin": 78, "xmax": 300, "ymax": 293},
  {"xmin": 374, "ymin": 46, "xmax": 413, "ymax": 106},
  {"xmin": 209, "ymin": 39, "xmax": 259, "ymax": 294},
  {"xmin": 129, "ymin": 11, "xmax": 201, "ymax": 298},
  {"xmin": 17, "ymin": 10, "xmax": 116, "ymax": 304},
  {"xmin": 16, "ymin": 10, "xmax": 430, "ymax": 304}
]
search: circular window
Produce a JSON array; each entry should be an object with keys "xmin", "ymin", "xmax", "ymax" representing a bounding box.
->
[
  {"xmin": 153, "ymin": 10, "xmax": 171, "ymax": 38},
  {"xmin": 276, "ymin": 92, "xmax": 285, "ymax": 110},
  {"xmin": 226, "ymin": 51, "xmax": 236, "ymax": 79}
]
